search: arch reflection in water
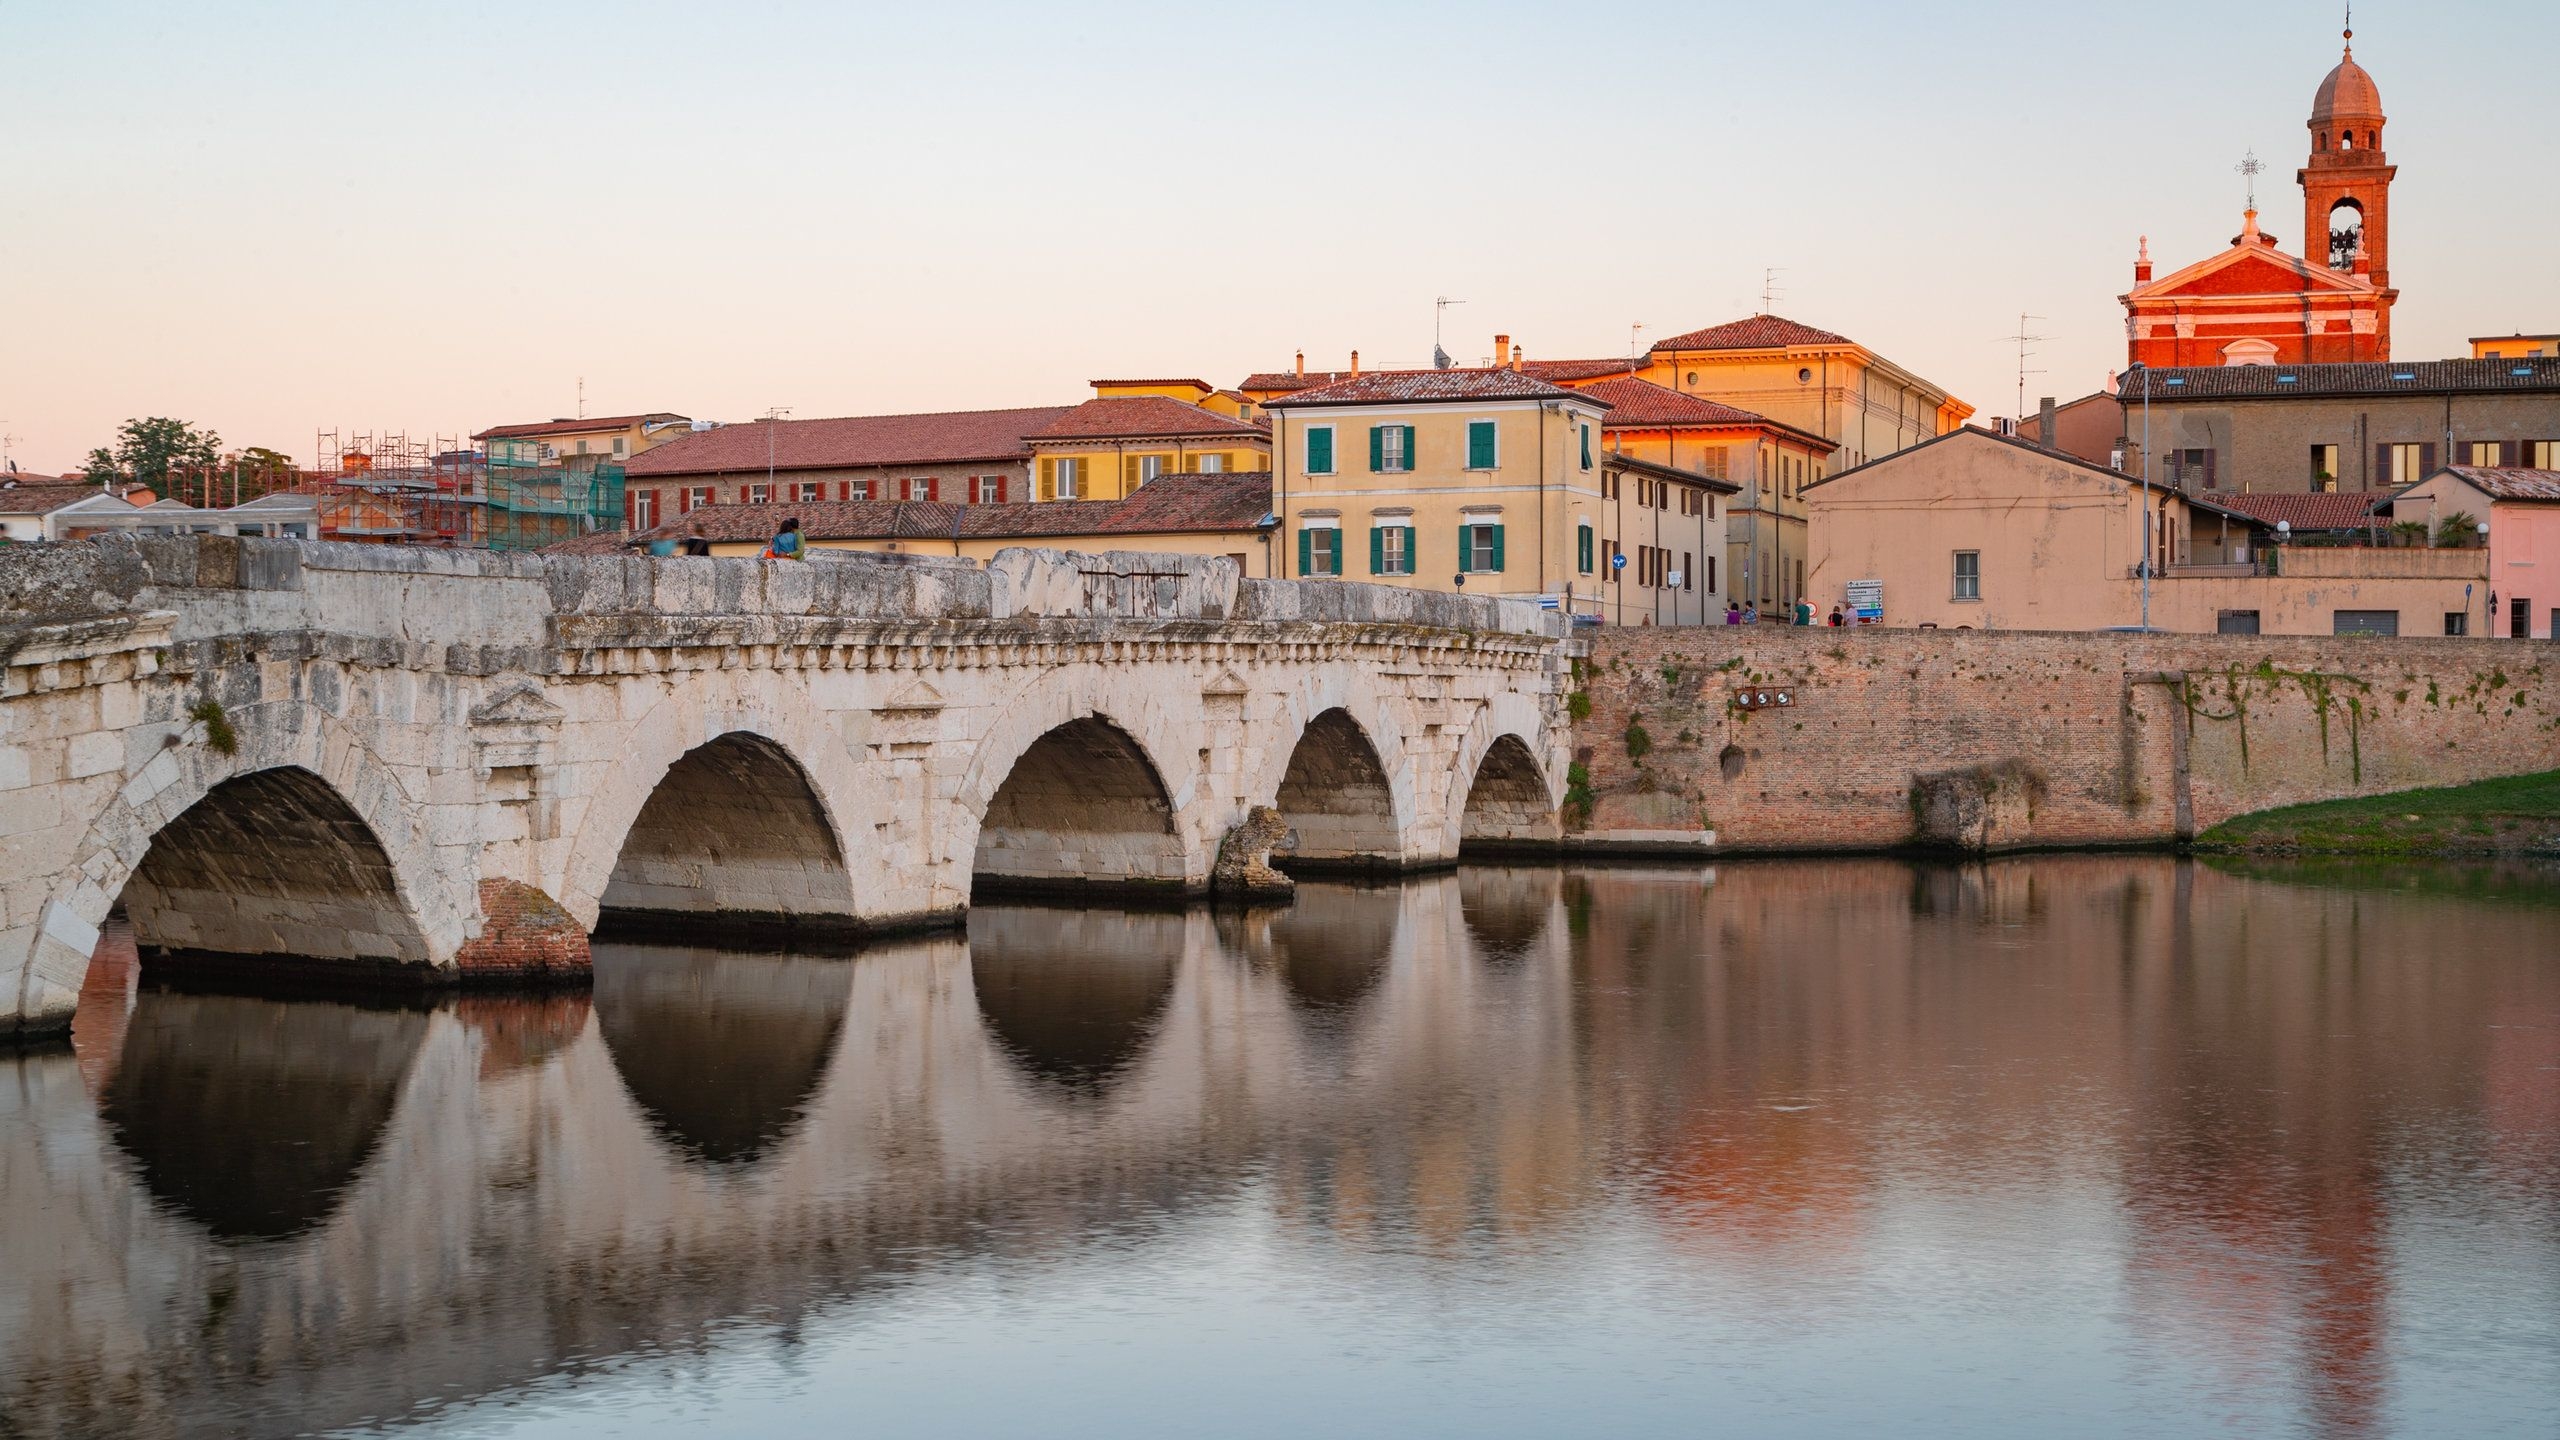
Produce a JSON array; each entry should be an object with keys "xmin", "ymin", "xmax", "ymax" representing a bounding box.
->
[
  {"xmin": 99, "ymin": 991, "xmax": 429, "ymax": 1244},
  {"xmin": 1458, "ymin": 866, "xmax": 1558, "ymax": 966},
  {"xmin": 1222, "ymin": 882, "xmax": 1401, "ymax": 1015},
  {"xmin": 590, "ymin": 942, "xmax": 851, "ymax": 1169},
  {"xmin": 966, "ymin": 906, "xmax": 1183, "ymax": 1094}
]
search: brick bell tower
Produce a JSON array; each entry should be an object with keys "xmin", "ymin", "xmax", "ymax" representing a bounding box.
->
[{"xmin": 2298, "ymin": 17, "xmax": 2396, "ymax": 354}]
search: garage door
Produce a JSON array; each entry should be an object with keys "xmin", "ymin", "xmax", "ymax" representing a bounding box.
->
[{"xmin": 2332, "ymin": 610, "xmax": 2400, "ymax": 637}]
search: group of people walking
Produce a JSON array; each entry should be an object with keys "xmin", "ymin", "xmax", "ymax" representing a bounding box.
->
[
  {"xmin": 643, "ymin": 517, "xmax": 803, "ymax": 559},
  {"xmin": 1725, "ymin": 598, "xmax": 1852, "ymax": 628}
]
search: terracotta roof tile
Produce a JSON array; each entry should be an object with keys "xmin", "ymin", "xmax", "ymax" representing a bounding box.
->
[
  {"xmin": 1239, "ymin": 370, "xmax": 1358, "ymax": 394},
  {"xmin": 1518, "ymin": 358, "xmax": 1647, "ymax": 383},
  {"xmin": 2443, "ymin": 465, "xmax": 2560, "ymax": 502},
  {"xmin": 2213, "ymin": 491, "xmax": 2391, "ymax": 529},
  {"xmin": 0, "ymin": 481, "xmax": 117, "ymax": 515},
  {"xmin": 1025, "ymin": 396, "xmax": 1268, "ymax": 442},
  {"xmin": 625, "ymin": 406, "xmax": 1075, "ymax": 478},
  {"xmin": 1088, "ymin": 378, "xmax": 1213, "ymax": 392},
  {"xmin": 473, "ymin": 412, "xmax": 687, "ymax": 441},
  {"xmin": 1261, "ymin": 368, "xmax": 1602, "ymax": 408},
  {"xmin": 562, "ymin": 474, "xmax": 1276, "ymax": 552},
  {"xmin": 1651, "ymin": 314, "xmax": 1854, "ymax": 352},
  {"xmin": 2123, "ymin": 357, "xmax": 2560, "ymax": 399},
  {"xmin": 1574, "ymin": 378, "xmax": 1778, "ymax": 429}
]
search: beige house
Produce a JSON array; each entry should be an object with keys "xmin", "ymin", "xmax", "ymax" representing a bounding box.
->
[
  {"xmin": 1264, "ymin": 368, "xmax": 1627, "ymax": 620},
  {"xmin": 472, "ymin": 412, "xmax": 692, "ymax": 466},
  {"xmin": 1632, "ymin": 314, "xmax": 1973, "ymax": 471},
  {"xmin": 1808, "ymin": 426, "xmax": 2487, "ymax": 636}
]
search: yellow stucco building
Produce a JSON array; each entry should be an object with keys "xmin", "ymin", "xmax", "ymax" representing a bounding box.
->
[
  {"xmin": 472, "ymin": 412, "xmax": 693, "ymax": 465},
  {"xmin": 1026, "ymin": 395, "xmax": 1270, "ymax": 502},
  {"xmin": 1629, "ymin": 314, "xmax": 1973, "ymax": 472}
]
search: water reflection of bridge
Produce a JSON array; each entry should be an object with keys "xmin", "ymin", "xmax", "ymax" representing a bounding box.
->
[{"xmin": 3, "ymin": 862, "xmax": 2555, "ymax": 1437}]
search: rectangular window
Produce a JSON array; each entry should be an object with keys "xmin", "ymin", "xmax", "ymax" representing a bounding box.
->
[
  {"xmin": 1707, "ymin": 555, "xmax": 1717, "ymax": 593},
  {"xmin": 2468, "ymin": 441, "xmax": 2506, "ymax": 467},
  {"xmin": 1603, "ymin": 539, "xmax": 1620, "ymax": 581},
  {"xmin": 1371, "ymin": 425, "xmax": 1413, "ymax": 473},
  {"xmin": 1682, "ymin": 551, "xmax": 1694, "ymax": 592},
  {"xmin": 1601, "ymin": 472, "xmax": 1617, "ymax": 500},
  {"xmin": 796, "ymin": 482, "xmax": 823, "ymax": 503},
  {"xmin": 632, "ymin": 491, "xmax": 657, "ymax": 530},
  {"xmin": 1200, "ymin": 452, "xmax": 1225, "ymax": 474},
  {"xmin": 1467, "ymin": 420, "xmax": 1497, "ymax": 471},
  {"xmin": 2218, "ymin": 610, "xmax": 2261, "ymax": 635},
  {"xmin": 1299, "ymin": 525, "xmax": 1342, "ymax": 576},
  {"xmin": 2168, "ymin": 448, "xmax": 2218, "ymax": 490},
  {"xmin": 1577, "ymin": 524, "xmax": 1593, "ymax": 575},
  {"xmin": 846, "ymin": 479, "xmax": 873, "ymax": 501},
  {"xmin": 2383, "ymin": 443, "xmax": 2430, "ymax": 485},
  {"xmin": 613, "ymin": 437, "xmax": 626, "ymax": 456},
  {"xmin": 747, "ymin": 484, "xmax": 770, "ymax": 504},
  {"xmin": 975, "ymin": 475, "xmax": 1004, "ymax": 504},
  {"xmin": 2311, "ymin": 443, "xmax": 2341, "ymax": 490},
  {"xmin": 1458, "ymin": 522, "xmax": 1503, "ymax": 573},
  {"xmin": 2531, "ymin": 440, "xmax": 2560, "ymax": 469},
  {"xmin": 1306, "ymin": 426, "xmax": 1336, "ymax": 475},
  {"xmin": 2333, "ymin": 609, "xmax": 2401, "ymax": 636},
  {"xmin": 1579, "ymin": 423, "xmax": 1592, "ymax": 471},
  {"xmin": 576, "ymin": 440, "xmax": 590, "ymax": 455},
  {"xmin": 1697, "ymin": 447, "xmax": 1728, "ymax": 482},
  {"xmin": 2513, "ymin": 597, "xmax": 2534, "ymax": 639},
  {"xmin": 1139, "ymin": 454, "xmax": 1166, "ymax": 484},
  {"xmin": 1370, "ymin": 524, "xmax": 1411, "ymax": 576},
  {"xmin": 684, "ymin": 486, "xmax": 712, "ymax": 512},
  {"xmin": 1055, "ymin": 458, "xmax": 1081, "ymax": 499},
  {"xmin": 2444, "ymin": 612, "xmax": 2469, "ymax": 637},
  {"xmin": 1952, "ymin": 550, "xmax": 1981, "ymax": 601},
  {"xmin": 1636, "ymin": 478, "xmax": 1651, "ymax": 507},
  {"xmin": 899, "ymin": 477, "xmax": 930, "ymax": 501}
]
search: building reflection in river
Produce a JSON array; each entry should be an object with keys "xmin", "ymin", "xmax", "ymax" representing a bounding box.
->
[{"xmin": 2, "ymin": 859, "xmax": 2554, "ymax": 1438}]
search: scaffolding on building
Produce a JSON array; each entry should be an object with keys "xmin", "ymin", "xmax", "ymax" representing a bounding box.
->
[{"xmin": 483, "ymin": 448, "xmax": 625, "ymax": 552}]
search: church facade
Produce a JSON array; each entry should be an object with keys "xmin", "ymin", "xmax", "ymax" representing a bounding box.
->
[{"xmin": 2121, "ymin": 26, "xmax": 2398, "ymax": 368}]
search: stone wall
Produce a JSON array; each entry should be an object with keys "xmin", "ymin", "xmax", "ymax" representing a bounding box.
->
[{"xmin": 1573, "ymin": 625, "xmax": 2560, "ymax": 853}]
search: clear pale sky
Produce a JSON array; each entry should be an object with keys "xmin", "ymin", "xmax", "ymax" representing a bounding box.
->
[{"xmin": 4, "ymin": 0, "xmax": 2554, "ymax": 473}]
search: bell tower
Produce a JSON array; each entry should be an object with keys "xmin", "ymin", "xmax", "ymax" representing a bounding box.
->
[{"xmin": 2297, "ymin": 16, "xmax": 2396, "ymax": 351}]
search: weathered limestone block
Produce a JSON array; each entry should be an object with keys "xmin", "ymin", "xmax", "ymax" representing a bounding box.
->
[
  {"xmin": 1908, "ymin": 759, "xmax": 2050, "ymax": 854},
  {"xmin": 1212, "ymin": 806, "xmax": 1295, "ymax": 901}
]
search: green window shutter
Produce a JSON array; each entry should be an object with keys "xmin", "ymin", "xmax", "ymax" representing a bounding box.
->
[
  {"xmin": 1298, "ymin": 528, "xmax": 1312, "ymax": 574},
  {"xmin": 1308, "ymin": 427, "xmax": 1332, "ymax": 474},
  {"xmin": 1580, "ymin": 425, "xmax": 1592, "ymax": 470},
  {"xmin": 1578, "ymin": 525, "xmax": 1592, "ymax": 574},
  {"xmin": 1455, "ymin": 525, "xmax": 1472, "ymax": 573},
  {"xmin": 1489, "ymin": 524, "xmax": 1505, "ymax": 572},
  {"xmin": 1468, "ymin": 420, "xmax": 1496, "ymax": 469},
  {"xmin": 1400, "ymin": 425, "xmax": 1416, "ymax": 471},
  {"xmin": 1369, "ymin": 426, "xmax": 1384, "ymax": 472},
  {"xmin": 1369, "ymin": 525, "xmax": 1385, "ymax": 574}
]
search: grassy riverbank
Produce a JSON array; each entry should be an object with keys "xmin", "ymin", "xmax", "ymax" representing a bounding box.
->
[{"xmin": 2198, "ymin": 770, "xmax": 2560, "ymax": 857}]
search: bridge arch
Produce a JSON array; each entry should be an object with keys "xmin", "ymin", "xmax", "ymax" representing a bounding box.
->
[
  {"xmin": 1242, "ymin": 671, "xmax": 1421, "ymax": 872},
  {"xmin": 556, "ymin": 682, "xmax": 869, "ymax": 936},
  {"xmin": 1443, "ymin": 692, "xmax": 1564, "ymax": 856},
  {"xmin": 27, "ymin": 701, "xmax": 459, "ymax": 1017},
  {"xmin": 950, "ymin": 670, "xmax": 1213, "ymax": 900}
]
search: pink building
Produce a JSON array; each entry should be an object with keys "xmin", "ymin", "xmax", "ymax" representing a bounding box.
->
[{"xmin": 2391, "ymin": 467, "xmax": 2560, "ymax": 638}]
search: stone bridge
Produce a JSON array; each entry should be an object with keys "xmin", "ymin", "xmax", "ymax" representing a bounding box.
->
[{"xmin": 0, "ymin": 537, "xmax": 1575, "ymax": 1041}]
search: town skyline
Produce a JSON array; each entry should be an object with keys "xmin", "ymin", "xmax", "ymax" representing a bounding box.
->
[{"xmin": 6, "ymin": 0, "xmax": 2555, "ymax": 474}]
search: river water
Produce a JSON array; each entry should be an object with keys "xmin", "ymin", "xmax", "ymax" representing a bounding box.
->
[{"xmin": 4, "ymin": 858, "xmax": 2555, "ymax": 1439}]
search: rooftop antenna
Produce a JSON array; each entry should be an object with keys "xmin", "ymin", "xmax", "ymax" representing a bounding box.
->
[
  {"xmin": 1997, "ymin": 313, "xmax": 2049, "ymax": 426},
  {"xmin": 1760, "ymin": 268, "xmax": 1786, "ymax": 314},
  {"xmin": 1433, "ymin": 295, "xmax": 1466, "ymax": 369},
  {"xmin": 762, "ymin": 406, "xmax": 791, "ymax": 498},
  {"xmin": 1628, "ymin": 322, "xmax": 1645, "ymax": 358},
  {"xmin": 0, "ymin": 427, "xmax": 18, "ymax": 472},
  {"xmin": 2235, "ymin": 147, "xmax": 2264, "ymax": 211},
  {"xmin": 577, "ymin": 377, "xmax": 586, "ymax": 420}
]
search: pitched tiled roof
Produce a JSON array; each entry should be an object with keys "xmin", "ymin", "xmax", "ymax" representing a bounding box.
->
[
  {"xmin": 1600, "ymin": 449, "xmax": 1743, "ymax": 496},
  {"xmin": 1261, "ymin": 368, "xmax": 1603, "ymax": 408},
  {"xmin": 1574, "ymin": 378, "xmax": 1781, "ymax": 430},
  {"xmin": 473, "ymin": 412, "xmax": 687, "ymax": 441},
  {"xmin": 1651, "ymin": 314, "xmax": 1854, "ymax": 352},
  {"xmin": 2213, "ymin": 491, "xmax": 2399, "ymax": 529},
  {"xmin": 624, "ymin": 406, "xmax": 1075, "ymax": 477},
  {"xmin": 2122, "ymin": 357, "xmax": 2560, "ymax": 399},
  {"xmin": 2442, "ymin": 465, "xmax": 2560, "ymax": 502},
  {"xmin": 558, "ymin": 474, "xmax": 1276, "ymax": 553},
  {"xmin": 1239, "ymin": 370, "xmax": 1351, "ymax": 394},
  {"xmin": 1518, "ymin": 358, "xmax": 1647, "ymax": 382},
  {"xmin": 1025, "ymin": 396, "xmax": 1268, "ymax": 442},
  {"xmin": 0, "ymin": 481, "xmax": 117, "ymax": 515},
  {"xmin": 1088, "ymin": 378, "xmax": 1213, "ymax": 392}
]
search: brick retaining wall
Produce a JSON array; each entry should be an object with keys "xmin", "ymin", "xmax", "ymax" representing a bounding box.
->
[{"xmin": 1574, "ymin": 627, "xmax": 2560, "ymax": 853}]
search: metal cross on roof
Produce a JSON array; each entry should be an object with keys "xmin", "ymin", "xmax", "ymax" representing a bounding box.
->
[{"xmin": 2235, "ymin": 148, "xmax": 2264, "ymax": 210}]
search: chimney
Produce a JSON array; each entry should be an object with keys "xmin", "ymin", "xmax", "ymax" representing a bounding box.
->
[
  {"xmin": 1510, "ymin": 342, "xmax": 1523, "ymax": 371},
  {"xmin": 1493, "ymin": 334, "xmax": 1510, "ymax": 369},
  {"xmin": 2038, "ymin": 395, "xmax": 2058, "ymax": 447},
  {"xmin": 1293, "ymin": 349, "xmax": 1305, "ymax": 377},
  {"xmin": 1349, "ymin": 349, "xmax": 1361, "ymax": 378},
  {"xmin": 2133, "ymin": 235, "xmax": 2153, "ymax": 284}
]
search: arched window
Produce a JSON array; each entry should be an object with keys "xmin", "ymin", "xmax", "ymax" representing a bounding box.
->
[
  {"xmin": 2316, "ymin": 133, "xmax": 2328, "ymax": 153},
  {"xmin": 2340, "ymin": 131, "xmax": 2353, "ymax": 150}
]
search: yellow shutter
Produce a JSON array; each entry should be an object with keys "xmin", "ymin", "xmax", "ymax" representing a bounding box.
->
[
  {"xmin": 1037, "ymin": 458, "xmax": 1055, "ymax": 502},
  {"xmin": 1122, "ymin": 455, "xmax": 1140, "ymax": 495}
]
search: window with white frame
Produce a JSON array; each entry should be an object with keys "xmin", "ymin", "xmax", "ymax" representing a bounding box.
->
[
  {"xmin": 1055, "ymin": 457, "xmax": 1081, "ymax": 498},
  {"xmin": 1200, "ymin": 452, "xmax": 1225, "ymax": 473},
  {"xmin": 1380, "ymin": 426, "xmax": 1410, "ymax": 472},
  {"xmin": 1374, "ymin": 522, "xmax": 1411, "ymax": 575},
  {"xmin": 747, "ymin": 484, "xmax": 770, "ymax": 504},
  {"xmin": 1953, "ymin": 550, "xmax": 1981, "ymax": 601},
  {"xmin": 685, "ymin": 486, "xmax": 712, "ymax": 511},
  {"xmin": 632, "ymin": 491, "xmax": 657, "ymax": 530},
  {"xmin": 902, "ymin": 477, "xmax": 932, "ymax": 501},
  {"xmin": 975, "ymin": 474, "xmax": 1003, "ymax": 504},
  {"xmin": 796, "ymin": 482, "xmax": 823, "ymax": 503}
]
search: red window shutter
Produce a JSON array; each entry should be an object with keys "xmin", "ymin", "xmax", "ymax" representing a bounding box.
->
[
  {"xmin": 929, "ymin": 476, "xmax": 941, "ymax": 502},
  {"xmin": 999, "ymin": 474, "xmax": 1010, "ymax": 503},
  {"xmin": 624, "ymin": 491, "xmax": 636, "ymax": 527}
]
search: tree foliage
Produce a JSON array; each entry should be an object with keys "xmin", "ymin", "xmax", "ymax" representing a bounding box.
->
[{"xmin": 84, "ymin": 417, "xmax": 221, "ymax": 491}]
